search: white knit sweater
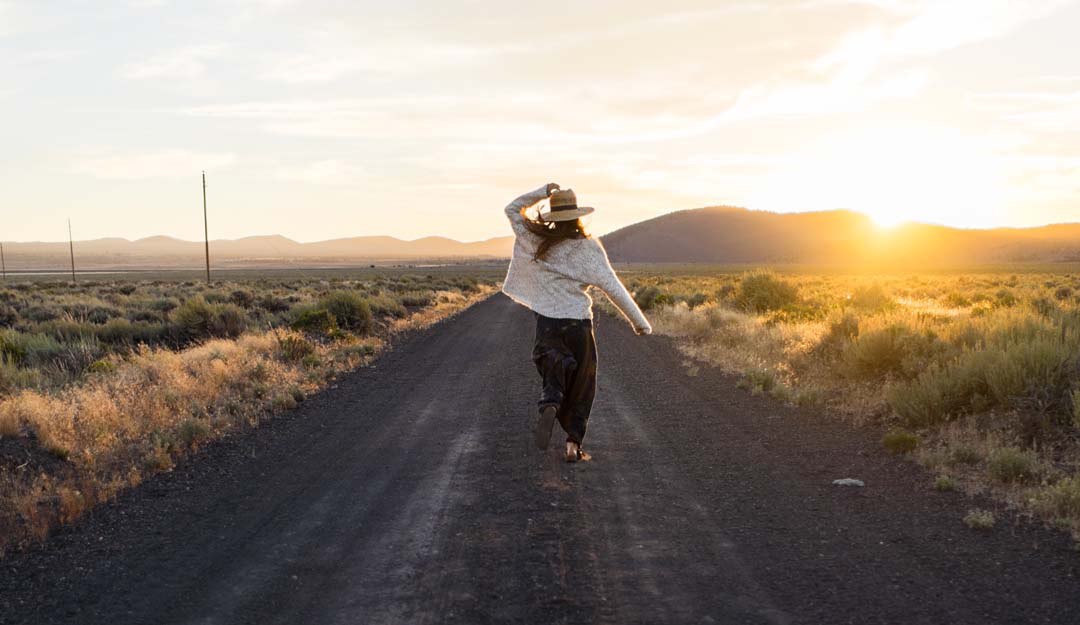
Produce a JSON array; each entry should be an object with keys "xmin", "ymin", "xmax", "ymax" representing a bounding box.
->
[{"xmin": 502, "ymin": 185, "xmax": 652, "ymax": 333}]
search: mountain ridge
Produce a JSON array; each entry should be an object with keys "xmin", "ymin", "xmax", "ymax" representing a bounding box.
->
[
  {"xmin": 5, "ymin": 207, "xmax": 1080, "ymax": 271},
  {"xmin": 599, "ymin": 206, "xmax": 1080, "ymax": 265}
]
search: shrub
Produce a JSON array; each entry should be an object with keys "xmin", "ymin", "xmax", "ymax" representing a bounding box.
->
[
  {"xmin": 1, "ymin": 330, "xmax": 65, "ymax": 368},
  {"xmin": 87, "ymin": 306, "xmax": 121, "ymax": 324},
  {"xmin": 934, "ymin": 475, "xmax": 956, "ymax": 492},
  {"xmin": 739, "ymin": 369, "xmax": 777, "ymax": 395},
  {"xmin": 889, "ymin": 337, "xmax": 1077, "ymax": 426},
  {"xmin": 399, "ymin": 290, "xmax": 435, "ymax": 307},
  {"xmin": 203, "ymin": 291, "xmax": 230, "ymax": 304},
  {"xmin": 943, "ymin": 292, "xmax": 970, "ymax": 308},
  {"xmin": 634, "ymin": 286, "xmax": 662, "ymax": 311},
  {"xmin": 947, "ymin": 445, "xmax": 982, "ymax": 466},
  {"xmin": 963, "ymin": 509, "xmax": 995, "ymax": 530},
  {"xmin": 1054, "ymin": 286, "xmax": 1074, "ymax": 301},
  {"xmin": 271, "ymin": 394, "xmax": 298, "ymax": 411},
  {"xmin": 816, "ymin": 312, "xmax": 860, "ymax": 357},
  {"xmin": 1033, "ymin": 477, "xmax": 1080, "ymax": 519},
  {"xmin": 684, "ymin": 292, "xmax": 708, "ymax": 309},
  {"xmin": 882, "ymin": 429, "xmax": 918, "ymax": 455},
  {"xmin": 1031, "ymin": 297, "xmax": 1057, "ymax": 318},
  {"xmin": 290, "ymin": 307, "xmax": 337, "ymax": 334},
  {"xmin": 987, "ymin": 447, "xmax": 1038, "ymax": 483},
  {"xmin": 0, "ymin": 304, "xmax": 18, "ymax": 327},
  {"xmin": 850, "ymin": 284, "xmax": 894, "ymax": 311},
  {"xmin": 85, "ymin": 358, "xmax": 116, "ymax": 375},
  {"xmin": 49, "ymin": 340, "xmax": 105, "ymax": 376},
  {"xmin": 35, "ymin": 320, "xmax": 97, "ymax": 344},
  {"xmin": 172, "ymin": 298, "xmax": 248, "ymax": 341},
  {"xmin": 178, "ymin": 418, "xmax": 211, "ymax": 447},
  {"xmin": 172, "ymin": 297, "xmax": 214, "ymax": 340},
  {"xmin": 995, "ymin": 289, "xmax": 1018, "ymax": 307},
  {"xmin": 368, "ymin": 294, "xmax": 407, "ymax": 319},
  {"xmin": 209, "ymin": 304, "xmax": 247, "ymax": 339},
  {"xmin": 843, "ymin": 324, "xmax": 942, "ymax": 380},
  {"xmin": 319, "ymin": 291, "xmax": 372, "ymax": 333},
  {"xmin": 230, "ymin": 289, "xmax": 255, "ymax": 308},
  {"xmin": 735, "ymin": 271, "xmax": 799, "ymax": 313},
  {"xmin": 257, "ymin": 294, "xmax": 291, "ymax": 313},
  {"xmin": 277, "ymin": 333, "xmax": 316, "ymax": 362},
  {"xmin": 149, "ymin": 297, "xmax": 179, "ymax": 312},
  {"xmin": 97, "ymin": 318, "xmax": 166, "ymax": 346},
  {"xmin": 24, "ymin": 305, "xmax": 59, "ymax": 323},
  {"xmin": 0, "ymin": 356, "xmax": 42, "ymax": 396}
]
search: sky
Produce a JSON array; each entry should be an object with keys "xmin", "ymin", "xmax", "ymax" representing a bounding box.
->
[{"xmin": 1, "ymin": 0, "xmax": 1079, "ymax": 243}]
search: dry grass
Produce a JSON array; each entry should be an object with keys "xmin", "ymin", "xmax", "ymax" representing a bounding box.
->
[
  {"xmin": 620, "ymin": 268, "xmax": 1080, "ymax": 538},
  {"xmin": 0, "ymin": 279, "xmax": 495, "ymax": 556}
]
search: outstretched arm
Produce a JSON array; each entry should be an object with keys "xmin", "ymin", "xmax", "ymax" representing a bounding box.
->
[
  {"xmin": 504, "ymin": 183, "xmax": 559, "ymax": 237},
  {"xmin": 583, "ymin": 240, "xmax": 652, "ymax": 335}
]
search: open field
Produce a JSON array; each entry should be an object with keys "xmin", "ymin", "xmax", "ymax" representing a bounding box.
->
[
  {"xmin": 0, "ymin": 268, "xmax": 498, "ymax": 554},
  {"xmin": 616, "ymin": 265, "xmax": 1080, "ymax": 536}
]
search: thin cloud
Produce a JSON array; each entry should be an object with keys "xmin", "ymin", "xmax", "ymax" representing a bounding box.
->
[
  {"xmin": 120, "ymin": 44, "xmax": 229, "ymax": 80},
  {"xmin": 813, "ymin": 0, "xmax": 1072, "ymax": 81},
  {"xmin": 277, "ymin": 159, "xmax": 367, "ymax": 185},
  {"xmin": 71, "ymin": 149, "xmax": 237, "ymax": 179}
]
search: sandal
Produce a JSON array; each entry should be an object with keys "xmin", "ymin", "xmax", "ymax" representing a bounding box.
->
[{"xmin": 565, "ymin": 441, "xmax": 591, "ymax": 463}]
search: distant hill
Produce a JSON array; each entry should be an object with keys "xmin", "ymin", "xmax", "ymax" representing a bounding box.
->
[
  {"xmin": 1, "ymin": 235, "xmax": 515, "ymax": 271},
  {"xmin": 601, "ymin": 207, "xmax": 1080, "ymax": 266},
  {"xmin": 7, "ymin": 207, "xmax": 1080, "ymax": 272}
]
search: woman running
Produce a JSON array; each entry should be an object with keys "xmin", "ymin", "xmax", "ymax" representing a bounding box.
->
[{"xmin": 502, "ymin": 183, "xmax": 652, "ymax": 462}]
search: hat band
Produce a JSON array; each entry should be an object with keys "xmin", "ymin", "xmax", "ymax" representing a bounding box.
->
[{"xmin": 548, "ymin": 203, "xmax": 578, "ymax": 212}]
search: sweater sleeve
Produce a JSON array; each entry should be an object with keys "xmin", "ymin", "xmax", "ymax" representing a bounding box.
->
[
  {"xmin": 582, "ymin": 240, "xmax": 652, "ymax": 333},
  {"xmin": 504, "ymin": 185, "xmax": 549, "ymax": 238}
]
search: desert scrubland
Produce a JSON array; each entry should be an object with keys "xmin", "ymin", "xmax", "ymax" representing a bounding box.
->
[
  {"xmin": 0, "ymin": 270, "xmax": 496, "ymax": 554},
  {"xmin": 621, "ymin": 266, "xmax": 1080, "ymax": 535}
]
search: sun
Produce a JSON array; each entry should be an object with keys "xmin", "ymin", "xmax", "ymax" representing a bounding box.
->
[{"xmin": 749, "ymin": 125, "xmax": 1007, "ymax": 229}]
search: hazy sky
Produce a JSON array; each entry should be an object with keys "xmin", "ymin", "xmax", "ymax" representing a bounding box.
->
[{"xmin": 2, "ymin": 0, "xmax": 1079, "ymax": 243}]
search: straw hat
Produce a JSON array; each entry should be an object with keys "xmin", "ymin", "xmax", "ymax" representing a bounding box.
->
[{"xmin": 540, "ymin": 189, "xmax": 594, "ymax": 222}]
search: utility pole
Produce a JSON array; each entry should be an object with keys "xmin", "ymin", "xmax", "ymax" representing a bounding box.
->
[
  {"xmin": 202, "ymin": 171, "xmax": 210, "ymax": 283},
  {"xmin": 0, "ymin": 241, "xmax": 6, "ymax": 281},
  {"xmin": 67, "ymin": 219, "xmax": 76, "ymax": 282}
]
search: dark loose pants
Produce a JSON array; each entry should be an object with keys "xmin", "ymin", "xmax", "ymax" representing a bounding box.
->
[{"xmin": 532, "ymin": 313, "xmax": 597, "ymax": 445}]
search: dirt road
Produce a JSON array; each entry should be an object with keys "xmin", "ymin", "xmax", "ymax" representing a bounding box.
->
[{"xmin": 3, "ymin": 294, "xmax": 1079, "ymax": 624}]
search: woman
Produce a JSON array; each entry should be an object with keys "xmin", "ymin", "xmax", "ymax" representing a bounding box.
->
[{"xmin": 502, "ymin": 182, "xmax": 652, "ymax": 463}]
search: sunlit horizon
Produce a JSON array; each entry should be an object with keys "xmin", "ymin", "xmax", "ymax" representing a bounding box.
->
[{"xmin": 2, "ymin": 1, "xmax": 1079, "ymax": 243}]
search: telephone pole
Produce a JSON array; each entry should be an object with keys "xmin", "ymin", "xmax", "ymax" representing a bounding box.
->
[
  {"xmin": 202, "ymin": 171, "xmax": 210, "ymax": 283},
  {"xmin": 67, "ymin": 219, "xmax": 76, "ymax": 282},
  {"xmin": 0, "ymin": 241, "xmax": 6, "ymax": 281}
]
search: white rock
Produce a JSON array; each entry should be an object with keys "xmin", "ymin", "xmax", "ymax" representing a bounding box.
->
[{"xmin": 832, "ymin": 478, "xmax": 865, "ymax": 487}]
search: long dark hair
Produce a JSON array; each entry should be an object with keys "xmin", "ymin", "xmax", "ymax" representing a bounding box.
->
[{"xmin": 522, "ymin": 215, "xmax": 589, "ymax": 261}]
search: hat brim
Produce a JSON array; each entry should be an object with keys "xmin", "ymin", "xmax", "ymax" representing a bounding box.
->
[{"xmin": 540, "ymin": 206, "xmax": 594, "ymax": 222}]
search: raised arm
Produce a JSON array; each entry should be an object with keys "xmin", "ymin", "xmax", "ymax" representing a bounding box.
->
[
  {"xmin": 504, "ymin": 184, "xmax": 557, "ymax": 237},
  {"xmin": 583, "ymin": 240, "xmax": 652, "ymax": 334}
]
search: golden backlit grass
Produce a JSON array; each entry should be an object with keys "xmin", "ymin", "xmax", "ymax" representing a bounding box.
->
[
  {"xmin": 620, "ymin": 268, "xmax": 1080, "ymax": 536},
  {"xmin": 0, "ymin": 280, "xmax": 494, "ymax": 555}
]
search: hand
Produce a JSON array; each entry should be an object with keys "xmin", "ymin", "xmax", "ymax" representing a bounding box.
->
[
  {"xmin": 634, "ymin": 326, "xmax": 651, "ymax": 336},
  {"xmin": 545, "ymin": 182, "xmax": 560, "ymax": 196}
]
